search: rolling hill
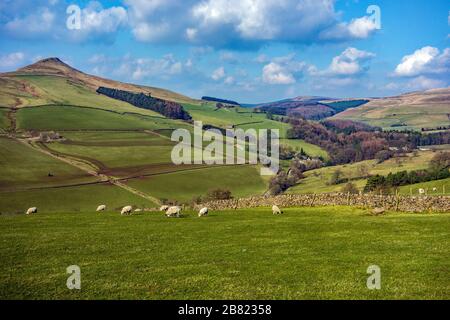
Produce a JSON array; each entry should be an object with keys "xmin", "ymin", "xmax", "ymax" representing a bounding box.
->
[
  {"xmin": 0, "ymin": 57, "xmax": 323, "ymax": 215},
  {"xmin": 3, "ymin": 57, "xmax": 197, "ymax": 104},
  {"xmin": 247, "ymin": 96, "xmax": 369, "ymax": 120},
  {"xmin": 333, "ymin": 87, "xmax": 450, "ymax": 131},
  {"xmin": 0, "ymin": 58, "xmax": 449, "ymax": 301}
]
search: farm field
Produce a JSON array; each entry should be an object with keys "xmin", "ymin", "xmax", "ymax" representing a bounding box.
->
[
  {"xmin": 182, "ymin": 102, "xmax": 328, "ymax": 158},
  {"xmin": 46, "ymin": 141, "xmax": 175, "ymax": 172},
  {"xmin": 398, "ymin": 178, "xmax": 450, "ymax": 195},
  {"xmin": 0, "ymin": 137, "xmax": 96, "ymax": 191},
  {"xmin": 182, "ymin": 103, "xmax": 261, "ymax": 127},
  {"xmin": 288, "ymin": 150, "xmax": 438, "ymax": 194},
  {"xmin": 126, "ymin": 165, "xmax": 267, "ymax": 202},
  {"xmin": 333, "ymin": 88, "xmax": 450, "ymax": 131},
  {"xmin": 16, "ymin": 105, "xmax": 177, "ymax": 131},
  {"xmin": 0, "ymin": 183, "xmax": 156, "ymax": 215},
  {"xmin": 0, "ymin": 76, "xmax": 50, "ymax": 108},
  {"xmin": 0, "ymin": 206, "xmax": 448, "ymax": 299},
  {"xmin": 334, "ymin": 105, "xmax": 450, "ymax": 131}
]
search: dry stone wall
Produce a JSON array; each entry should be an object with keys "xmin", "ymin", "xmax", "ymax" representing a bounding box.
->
[{"xmin": 194, "ymin": 193, "xmax": 450, "ymax": 213}]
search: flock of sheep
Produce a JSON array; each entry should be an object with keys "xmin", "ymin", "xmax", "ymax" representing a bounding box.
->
[
  {"xmin": 418, "ymin": 187, "xmax": 438, "ymax": 194},
  {"xmin": 25, "ymin": 205, "xmax": 284, "ymax": 216}
]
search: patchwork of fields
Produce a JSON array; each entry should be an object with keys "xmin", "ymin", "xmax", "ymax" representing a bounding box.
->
[
  {"xmin": 0, "ymin": 58, "xmax": 449, "ymax": 301},
  {"xmin": 0, "ymin": 71, "xmax": 333, "ymax": 215},
  {"xmin": 182, "ymin": 102, "xmax": 327, "ymax": 158}
]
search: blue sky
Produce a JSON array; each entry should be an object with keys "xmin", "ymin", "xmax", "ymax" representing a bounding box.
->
[{"xmin": 0, "ymin": 0, "xmax": 449, "ymax": 103}]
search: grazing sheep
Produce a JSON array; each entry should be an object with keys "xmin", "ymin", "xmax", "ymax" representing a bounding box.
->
[
  {"xmin": 418, "ymin": 188, "xmax": 425, "ymax": 195},
  {"xmin": 26, "ymin": 207, "xmax": 37, "ymax": 215},
  {"xmin": 272, "ymin": 205, "xmax": 283, "ymax": 215},
  {"xmin": 96, "ymin": 205, "xmax": 106, "ymax": 212},
  {"xmin": 159, "ymin": 205, "xmax": 169, "ymax": 212},
  {"xmin": 432, "ymin": 187, "xmax": 437, "ymax": 192},
  {"xmin": 121, "ymin": 206, "xmax": 132, "ymax": 215},
  {"xmin": 165, "ymin": 206, "xmax": 181, "ymax": 218},
  {"xmin": 198, "ymin": 207, "xmax": 208, "ymax": 217}
]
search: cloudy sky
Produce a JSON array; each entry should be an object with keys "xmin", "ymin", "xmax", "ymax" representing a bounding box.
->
[{"xmin": 0, "ymin": 0, "xmax": 449, "ymax": 102}]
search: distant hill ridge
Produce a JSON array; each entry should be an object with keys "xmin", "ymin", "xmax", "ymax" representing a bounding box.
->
[
  {"xmin": 201, "ymin": 96, "xmax": 240, "ymax": 106},
  {"xmin": 1, "ymin": 57, "xmax": 449, "ymax": 130}
]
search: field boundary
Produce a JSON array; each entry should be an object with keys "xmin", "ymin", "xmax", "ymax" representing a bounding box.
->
[
  {"xmin": 196, "ymin": 193, "xmax": 450, "ymax": 213},
  {"xmin": 13, "ymin": 137, "xmax": 162, "ymax": 205}
]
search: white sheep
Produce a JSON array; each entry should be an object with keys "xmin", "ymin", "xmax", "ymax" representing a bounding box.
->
[
  {"xmin": 432, "ymin": 187, "xmax": 437, "ymax": 192},
  {"xmin": 26, "ymin": 207, "xmax": 37, "ymax": 215},
  {"xmin": 96, "ymin": 205, "xmax": 106, "ymax": 212},
  {"xmin": 165, "ymin": 206, "xmax": 181, "ymax": 218},
  {"xmin": 272, "ymin": 205, "xmax": 283, "ymax": 215},
  {"xmin": 418, "ymin": 188, "xmax": 425, "ymax": 195},
  {"xmin": 198, "ymin": 207, "xmax": 208, "ymax": 217},
  {"xmin": 121, "ymin": 205, "xmax": 133, "ymax": 215},
  {"xmin": 159, "ymin": 205, "xmax": 169, "ymax": 212}
]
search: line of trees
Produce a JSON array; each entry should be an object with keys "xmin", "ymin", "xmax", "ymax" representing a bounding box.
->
[
  {"xmin": 97, "ymin": 87, "xmax": 191, "ymax": 120},
  {"xmin": 363, "ymin": 168, "xmax": 450, "ymax": 192},
  {"xmin": 364, "ymin": 152, "xmax": 450, "ymax": 192}
]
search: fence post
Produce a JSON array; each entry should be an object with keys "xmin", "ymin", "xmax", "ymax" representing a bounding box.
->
[
  {"xmin": 395, "ymin": 189, "xmax": 399, "ymax": 212},
  {"xmin": 310, "ymin": 194, "xmax": 316, "ymax": 207}
]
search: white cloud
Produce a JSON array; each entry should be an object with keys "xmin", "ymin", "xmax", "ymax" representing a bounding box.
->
[
  {"xmin": 5, "ymin": 7, "xmax": 55, "ymax": 37},
  {"xmin": 262, "ymin": 54, "xmax": 312, "ymax": 85},
  {"xmin": 100, "ymin": 54, "xmax": 187, "ymax": 81},
  {"xmin": 132, "ymin": 21, "xmax": 170, "ymax": 42},
  {"xmin": 2, "ymin": 1, "xmax": 127, "ymax": 43},
  {"xmin": 0, "ymin": 52, "xmax": 26, "ymax": 69},
  {"xmin": 186, "ymin": 28, "xmax": 198, "ymax": 41},
  {"xmin": 406, "ymin": 76, "xmax": 446, "ymax": 91},
  {"xmin": 328, "ymin": 47, "xmax": 375, "ymax": 75},
  {"xmin": 346, "ymin": 16, "xmax": 378, "ymax": 38},
  {"xmin": 263, "ymin": 62, "xmax": 296, "ymax": 85},
  {"xmin": 88, "ymin": 54, "xmax": 107, "ymax": 64},
  {"xmin": 224, "ymin": 76, "xmax": 235, "ymax": 85},
  {"xmin": 220, "ymin": 51, "xmax": 239, "ymax": 63},
  {"xmin": 320, "ymin": 15, "xmax": 378, "ymax": 40},
  {"xmin": 211, "ymin": 66, "xmax": 226, "ymax": 80},
  {"xmin": 79, "ymin": 3, "xmax": 128, "ymax": 34},
  {"xmin": 394, "ymin": 46, "xmax": 450, "ymax": 77},
  {"xmin": 124, "ymin": 0, "xmax": 377, "ymax": 47}
]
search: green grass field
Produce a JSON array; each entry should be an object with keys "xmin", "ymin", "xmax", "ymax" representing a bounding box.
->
[
  {"xmin": 0, "ymin": 183, "xmax": 156, "ymax": 215},
  {"xmin": 126, "ymin": 165, "xmax": 267, "ymax": 202},
  {"xmin": 334, "ymin": 101, "xmax": 450, "ymax": 131},
  {"xmin": 14, "ymin": 75, "xmax": 161, "ymax": 117},
  {"xmin": 398, "ymin": 178, "xmax": 450, "ymax": 195},
  {"xmin": 47, "ymin": 142, "xmax": 175, "ymax": 171},
  {"xmin": 16, "ymin": 105, "xmax": 178, "ymax": 131},
  {"xmin": 182, "ymin": 103, "xmax": 328, "ymax": 158},
  {"xmin": 0, "ymin": 206, "xmax": 448, "ymax": 299},
  {"xmin": 0, "ymin": 137, "xmax": 96, "ymax": 191},
  {"xmin": 289, "ymin": 151, "xmax": 437, "ymax": 194}
]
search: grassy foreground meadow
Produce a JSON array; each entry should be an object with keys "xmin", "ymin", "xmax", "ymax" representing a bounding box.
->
[{"xmin": 0, "ymin": 207, "xmax": 448, "ymax": 300}]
